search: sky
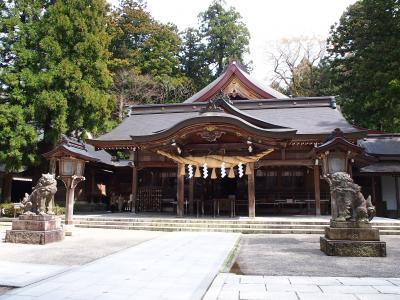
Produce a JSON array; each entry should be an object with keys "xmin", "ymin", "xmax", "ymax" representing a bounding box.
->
[{"xmin": 108, "ymin": 0, "xmax": 356, "ymax": 84}]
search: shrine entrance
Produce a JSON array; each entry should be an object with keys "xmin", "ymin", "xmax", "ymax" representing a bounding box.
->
[{"xmin": 193, "ymin": 174, "xmax": 247, "ymax": 217}]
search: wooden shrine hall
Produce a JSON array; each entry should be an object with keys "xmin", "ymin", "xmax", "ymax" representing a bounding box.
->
[{"xmin": 83, "ymin": 61, "xmax": 399, "ymax": 218}]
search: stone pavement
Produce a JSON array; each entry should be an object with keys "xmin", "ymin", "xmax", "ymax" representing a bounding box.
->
[
  {"xmin": 233, "ymin": 234, "xmax": 400, "ymax": 277},
  {"xmin": 204, "ymin": 273, "xmax": 400, "ymax": 300},
  {"xmin": 0, "ymin": 261, "xmax": 70, "ymax": 287},
  {"xmin": 0, "ymin": 232, "xmax": 239, "ymax": 300}
]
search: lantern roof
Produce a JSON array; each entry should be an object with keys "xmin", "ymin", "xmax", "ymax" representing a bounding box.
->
[
  {"xmin": 314, "ymin": 128, "xmax": 363, "ymax": 154},
  {"xmin": 43, "ymin": 135, "xmax": 99, "ymax": 162}
]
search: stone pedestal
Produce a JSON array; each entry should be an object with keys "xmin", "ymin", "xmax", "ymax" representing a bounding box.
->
[
  {"xmin": 5, "ymin": 214, "xmax": 64, "ymax": 245},
  {"xmin": 320, "ymin": 221, "xmax": 386, "ymax": 257}
]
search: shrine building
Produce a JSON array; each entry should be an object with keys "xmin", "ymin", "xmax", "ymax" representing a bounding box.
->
[{"xmin": 43, "ymin": 61, "xmax": 400, "ymax": 218}]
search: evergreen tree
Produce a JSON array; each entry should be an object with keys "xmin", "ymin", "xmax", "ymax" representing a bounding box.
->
[
  {"xmin": 0, "ymin": 0, "xmax": 47, "ymax": 171},
  {"xmin": 199, "ymin": 0, "xmax": 250, "ymax": 76},
  {"xmin": 109, "ymin": 0, "xmax": 193, "ymax": 108},
  {"xmin": 0, "ymin": 0, "xmax": 113, "ymax": 170},
  {"xmin": 327, "ymin": 0, "xmax": 400, "ymax": 132},
  {"xmin": 0, "ymin": 105, "xmax": 37, "ymax": 172},
  {"xmin": 180, "ymin": 27, "xmax": 212, "ymax": 90},
  {"xmin": 35, "ymin": 0, "xmax": 114, "ymax": 145}
]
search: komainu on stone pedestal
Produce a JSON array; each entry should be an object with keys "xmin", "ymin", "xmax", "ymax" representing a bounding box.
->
[
  {"xmin": 320, "ymin": 172, "xmax": 386, "ymax": 257},
  {"xmin": 5, "ymin": 174, "xmax": 64, "ymax": 245}
]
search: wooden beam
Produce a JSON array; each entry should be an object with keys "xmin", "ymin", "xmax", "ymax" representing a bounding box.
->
[
  {"xmin": 136, "ymin": 161, "xmax": 176, "ymax": 169},
  {"xmin": 257, "ymin": 159, "xmax": 314, "ymax": 167},
  {"xmin": 248, "ymin": 162, "xmax": 255, "ymax": 218},
  {"xmin": 189, "ymin": 177, "xmax": 194, "ymax": 215},
  {"xmin": 314, "ymin": 165, "xmax": 321, "ymax": 216},
  {"xmin": 177, "ymin": 164, "xmax": 185, "ymax": 217}
]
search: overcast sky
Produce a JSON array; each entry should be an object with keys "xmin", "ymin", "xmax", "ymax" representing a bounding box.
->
[{"xmin": 108, "ymin": 0, "xmax": 356, "ymax": 84}]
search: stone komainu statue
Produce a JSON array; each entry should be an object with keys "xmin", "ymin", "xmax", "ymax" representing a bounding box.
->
[
  {"xmin": 21, "ymin": 173, "xmax": 57, "ymax": 215},
  {"xmin": 326, "ymin": 172, "xmax": 376, "ymax": 223}
]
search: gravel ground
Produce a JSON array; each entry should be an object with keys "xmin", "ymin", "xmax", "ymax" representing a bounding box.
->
[
  {"xmin": 232, "ymin": 234, "xmax": 400, "ymax": 277},
  {"xmin": 0, "ymin": 226, "xmax": 162, "ymax": 266}
]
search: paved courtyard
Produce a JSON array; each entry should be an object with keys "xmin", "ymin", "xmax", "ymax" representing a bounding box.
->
[
  {"xmin": 202, "ymin": 234, "xmax": 400, "ymax": 299},
  {"xmin": 204, "ymin": 273, "xmax": 400, "ymax": 300},
  {"xmin": 232, "ymin": 234, "xmax": 400, "ymax": 277},
  {"xmin": 1, "ymin": 221, "xmax": 400, "ymax": 300},
  {"xmin": 0, "ymin": 226, "xmax": 162, "ymax": 266},
  {"xmin": 0, "ymin": 231, "xmax": 239, "ymax": 300}
]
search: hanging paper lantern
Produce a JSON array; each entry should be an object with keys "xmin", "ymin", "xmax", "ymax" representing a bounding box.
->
[
  {"xmin": 211, "ymin": 168, "xmax": 217, "ymax": 179},
  {"xmin": 238, "ymin": 162, "xmax": 244, "ymax": 178},
  {"xmin": 194, "ymin": 166, "xmax": 201, "ymax": 178},
  {"xmin": 203, "ymin": 162, "xmax": 208, "ymax": 178},
  {"xmin": 228, "ymin": 167, "xmax": 235, "ymax": 178},
  {"xmin": 221, "ymin": 162, "xmax": 226, "ymax": 178},
  {"xmin": 188, "ymin": 164, "xmax": 193, "ymax": 178}
]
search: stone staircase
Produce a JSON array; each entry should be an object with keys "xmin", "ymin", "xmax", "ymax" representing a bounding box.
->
[{"xmin": 73, "ymin": 216, "xmax": 400, "ymax": 235}]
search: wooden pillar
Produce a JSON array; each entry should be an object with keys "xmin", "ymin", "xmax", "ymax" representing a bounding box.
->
[
  {"xmin": 348, "ymin": 163, "xmax": 353, "ymax": 177},
  {"xmin": 89, "ymin": 169, "xmax": 95, "ymax": 204},
  {"xmin": 371, "ymin": 176, "xmax": 376, "ymax": 203},
  {"xmin": 248, "ymin": 163, "xmax": 255, "ymax": 218},
  {"xmin": 314, "ymin": 165, "xmax": 321, "ymax": 216},
  {"xmin": 64, "ymin": 182, "xmax": 75, "ymax": 225},
  {"xmin": 2, "ymin": 173, "xmax": 12, "ymax": 202},
  {"xmin": 189, "ymin": 177, "xmax": 194, "ymax": 215},
  {"xmin": 395, "ymin": 176, "xmax": 400, "ymax": 218},
  {"xmin": 130, "ymin": 150, "xmax": 138, "ymax": 213},
  {"xmin": 177, "ymin": 164, "xmax": 184, "ymax": 217}
]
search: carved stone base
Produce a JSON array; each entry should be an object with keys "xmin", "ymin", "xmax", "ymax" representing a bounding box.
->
[
  {"xmin": 321, "ymin": 221, "xmax": 386, "ymax": 257},
  {"xmin": 325, "ymin": 227, "xmax": 380, "ymax": 241},
  {"xmin": 5, "ymin": 215, "xmax": 64, "ymax": 245},
  {"xmin": 320, "ymin": 237, "xmax": 386, "ymax": 257}
]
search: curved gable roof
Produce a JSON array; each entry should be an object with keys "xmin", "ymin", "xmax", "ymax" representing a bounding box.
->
[{"xmin": 184, "ymin": 61, "xmax": 288, "ymax": 103}]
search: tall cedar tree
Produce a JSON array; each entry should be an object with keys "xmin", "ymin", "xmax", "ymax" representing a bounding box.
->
[
  {"xmin": 327, "ymin": 0, "xmax": 400, "ymax": 132},
  {"xmin": 198, "ymin": 0, "xmax": 250, "ymax": 76},
  {"xmin": 0, "ymin": 0, "xmax": 114, "ymax": 171},
  {"xmin": 0, "ymin": 0, "xmax": 46, "ymax": 171},
  {"xmin": 180, "ymin": 28, "xmax": 212, "ymax": 90}
]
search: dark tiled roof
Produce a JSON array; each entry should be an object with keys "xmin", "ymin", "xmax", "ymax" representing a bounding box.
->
[
  {"xmin": 85, "ymin": 144, "xmax": 130, "ymax": 167},
  {"xmin": 358, "ymin": 136, "xmax": 400, "ymax": 156},
  {"xmin": 360, "ymin": 161, "xmax": 400, "ymax": 173},
  {"xmin": 94, "ymin": 98, "xmax": 360, "ymax": 142},
  {"xmin": 245, "ymin": 107, "xmax": 357, "ymax": 135}
]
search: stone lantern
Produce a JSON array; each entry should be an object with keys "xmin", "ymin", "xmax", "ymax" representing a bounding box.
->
[
  {"xmin": 58, "ymin": 157, "xmax": 86, "ymax": 226},
  {"xmin": 43, "ymin": 136, "xmax": 98, "ymax": 229}
]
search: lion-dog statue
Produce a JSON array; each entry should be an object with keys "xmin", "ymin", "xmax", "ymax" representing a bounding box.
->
[
  {"xmin": 325, "ymin": 172, "xmax": 376, "ymax": 223},
  {"xmin": 20, "ymin": 173, "xmax": 57, "ymax": 215}
]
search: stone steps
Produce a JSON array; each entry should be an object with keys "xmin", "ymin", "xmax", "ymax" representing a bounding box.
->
[
  {"xmin": 74, "ymin": 220, "xmax": 328, "ymax": 229},
  {"xmin": 74, "ymin": 223, "xmax": 325, "ymax": 234},
  {"xmin": 74, "ymin": 217, "xmax": 329, "ymax": 225},
  {"xmin": 73, "ymin": 217, "xmax": 400, "ymax": 235}
]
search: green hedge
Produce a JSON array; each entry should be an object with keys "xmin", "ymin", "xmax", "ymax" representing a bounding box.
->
[
  {"xmin": 0, "ymin": 203, "xmax": 15, "ymax": 217},
  {"xmin": 0, "ymin": 202, "xmax": 65, "ymax": 217}
]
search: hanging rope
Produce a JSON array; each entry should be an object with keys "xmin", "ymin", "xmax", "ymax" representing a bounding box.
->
[{"xmin": 157, "ymin": 148, "xmax": 274, "ymax": 169}]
